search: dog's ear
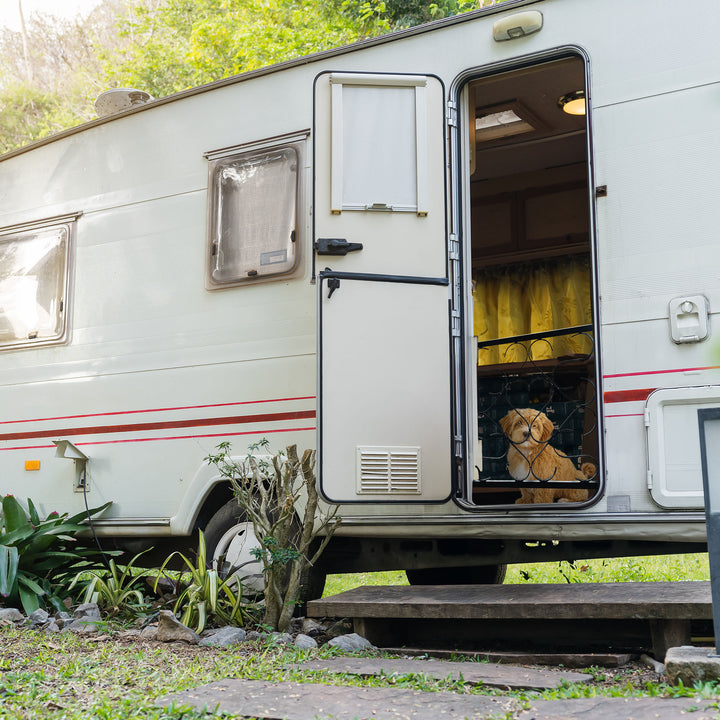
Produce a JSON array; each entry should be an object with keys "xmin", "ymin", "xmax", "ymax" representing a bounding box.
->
[
  {"xmin": 538, "ymin": 413, "xmax": 555, "ymax": 442},
  {"xmin": 499, "ymin": 412, "xmax": 513, "ymax": 435}
]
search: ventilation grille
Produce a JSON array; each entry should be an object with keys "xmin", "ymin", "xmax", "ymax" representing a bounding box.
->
[{"xmin": 356, "ymin": 446, "xmax": 422, "ymax": 494}]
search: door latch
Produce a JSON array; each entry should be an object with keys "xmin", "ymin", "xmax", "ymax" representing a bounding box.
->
[
  {"xmin": 327, "ymin": 277, "xmax": 340, "ymax": 299},
  {"xmin": 315, "ymin": 238, "xmax": 363, "ymax": 256}
]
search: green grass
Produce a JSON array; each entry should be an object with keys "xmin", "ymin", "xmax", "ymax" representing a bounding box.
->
[
  {"xmin": 1, "ymin": 626, "xmax": 717, "ymax": 720},
  {"xmin": 0, "ymin": 553, "xmax": 712, "ymax": 719},
  {"xmin": 323, "ymin": 553, "xmax": 710, "ymax": 596}
]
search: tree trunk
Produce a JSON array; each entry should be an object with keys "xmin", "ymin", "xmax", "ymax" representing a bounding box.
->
[{"xmin": 17, "ymin": 0, "xmax": 33, "ymax": 83}]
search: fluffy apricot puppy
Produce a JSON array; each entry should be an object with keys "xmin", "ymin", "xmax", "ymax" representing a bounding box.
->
[{"xmin": 499, "ymin": 408, "xmax": 594, "ymax": 504}]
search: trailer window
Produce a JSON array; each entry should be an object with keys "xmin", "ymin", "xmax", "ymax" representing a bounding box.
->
[
  {"xmin": 207, "ymin": 145, "xmax": 298, "ymax": 286},
  {"xmin": 0, "ymin": 224, "xmax": 69, "ymax": 349}
]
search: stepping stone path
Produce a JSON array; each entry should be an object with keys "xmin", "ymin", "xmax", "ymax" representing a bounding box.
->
[
  {"xmin": 291, "ymin": 656, "xmax": 591, "ymax": 690},
  {"xmin": 159, "ymin": 678, "xmax": 518, "ymax": 719},
  {"xmin": 159, "ymin": 676, "xmax": 720, "ymax": 720}
]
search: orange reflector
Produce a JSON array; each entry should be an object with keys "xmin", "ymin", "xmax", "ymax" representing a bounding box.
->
[{"xmin": 25, "ymin": 460, "xmax": 40, "ymax": 471}]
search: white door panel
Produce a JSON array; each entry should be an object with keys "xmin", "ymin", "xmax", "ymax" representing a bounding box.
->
[{"xmin": 314, "ymin": 71, "xmax": 452, "ymax": 503}]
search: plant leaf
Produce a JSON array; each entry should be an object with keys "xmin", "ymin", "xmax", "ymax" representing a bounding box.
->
[
  {"xmin": 26, "ymin": 498, "xmax": 41, "ymax": 526},
  {"xmin": 1, "ymin": 496, "xmax": 30, "ymax": 533},
  {"xmin": 18, "ymin": 584, "xmax": 40, "ymax": 615},
  {"xmin": 0, "ymin": 544, "xmax": 19, "ymax": 596}
]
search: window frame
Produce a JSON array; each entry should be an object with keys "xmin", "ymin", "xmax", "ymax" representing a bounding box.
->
[
  {"xmin": 204, "ymin": 132, "xmax": 307, "ymax": 290},
  {"xmin": 0, "ymin": 213, "xmax": 76, "ymax": 352}
]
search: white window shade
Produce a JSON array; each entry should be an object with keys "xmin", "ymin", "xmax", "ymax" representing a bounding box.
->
[
  {"xmin": 208, "ymin": 145, "xmax": 298, "ymax": 286},
  {"xmin": 330, "ymin": 74, "xmax": 428, "ymax": 214},
  {"xmin": 0, "ymin": 225, "xmax": 68, "ymax": 348}
]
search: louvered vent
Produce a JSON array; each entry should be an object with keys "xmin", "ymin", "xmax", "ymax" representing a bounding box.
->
[{"xmin": 356, "ymin": 446, "xmax": 421, "ymax": 494}]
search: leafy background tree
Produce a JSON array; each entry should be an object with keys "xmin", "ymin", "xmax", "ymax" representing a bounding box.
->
[{"xmin": 0, "ymin": 0, "xmax": 503, "ymax": 152}]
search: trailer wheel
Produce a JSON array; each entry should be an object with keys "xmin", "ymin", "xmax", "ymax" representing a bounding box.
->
[
  {"xmin": 203, "ymin": 500, "xmax": 265, "ymax": 595},
  {"xmin": 405, "ymin": 564, "xmax": 507, "ymax": 585},
  {"xmin": 203, "ymin": 499, "xmax": 327, "ymax": 604}
]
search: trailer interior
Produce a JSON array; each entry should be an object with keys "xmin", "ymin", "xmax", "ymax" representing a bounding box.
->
[{"xmin": 466, "ymin": 54, "xmax": 599, "ymax": 508}]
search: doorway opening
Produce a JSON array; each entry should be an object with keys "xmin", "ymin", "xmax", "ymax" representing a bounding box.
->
[{"xmin": 464, "ymin": 54, "xmax": 600, "ymax": 508}]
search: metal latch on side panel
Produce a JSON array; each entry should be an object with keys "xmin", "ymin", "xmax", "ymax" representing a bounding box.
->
[
  {"xmin": 316, "ymin": 238, "xmax": 363, "ymax": 256},
  {"xmin": 668, "ymin": 295, "xmax": 709, "ymax": 344}
]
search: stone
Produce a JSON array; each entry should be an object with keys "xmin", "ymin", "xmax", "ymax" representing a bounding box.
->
[
  {"xmin": 118, "ymin": 629, "xmax": 141, "ymax": 639},
  {"xmin": 66, "ymin": 619, "xmax": 99, "ymax": 634},
  {"xmin": 519, "ymin": 696, "xmax": 720, "ymax": 720},
  {"xmin": 158, "ymin": 678, "xmax": 517, "ymax": 719},
  {"xmin": 28, "ymin": 609, "xmax": 50, "ymax": 629},
  {"xmin": 140, "ymin": 624, "xmax": 158, "ymax": 641},
  {"xmin": 294, "ymin": 657, "xmax": 590, "ymax": 690},
  {"xmin": 300, "ymin": 618, "xmax": 326, "ymax": 637},
  {"xmin": 326, "ymin": 633, "xmax": 375, "ymax": 652},
  {"xmin": 156, "ymin": 610, "xmax": 199, "ymax": 644},
  {"xmin": 245, "ymin": 630, "xmax": 266, "ymax": 642},
  {"xmin": 54, "ymin": 611, "xmax": 72, "ymax": 629},
  {"xmin": 43, "ymin": 621, "xmax": 61, "ymax": 634},
  {"xmin": 665, "ymin": 645, "xmax": 720, "ymax": 685},
  {"xmin": 269, "ymin": 632, "xmax": 294, "ymax": 646},
  {"xmin": 325, "ymin": 618, "xmax": 353, "ymax": 638},
  {"xmin": 293, "ymin": 633, "xmax": 318, "ymax": 650},
  {"xmin": 0, "ymin": 608, "xmax": 24, "ymax": 624},
  {"xmin": 198, "ymin": 626, "xmax": 247, "ymax": 647},
  {"xmin": 74, "ymin": 603, "xmax": 101, "ymax": 620}
]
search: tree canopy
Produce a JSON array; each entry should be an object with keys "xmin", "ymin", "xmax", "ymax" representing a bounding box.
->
[{"xmin": 0, "ymin": 0, "xmax": 498, "ymax": 153}]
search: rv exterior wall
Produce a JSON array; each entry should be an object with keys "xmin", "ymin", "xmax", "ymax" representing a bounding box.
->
[{"xmin": 0, "ymin": 0, "xmax": 716, "ymax": 564}]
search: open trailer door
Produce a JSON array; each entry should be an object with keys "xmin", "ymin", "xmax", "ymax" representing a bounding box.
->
[{"xmin": 314, "ymin": 72, "xmax": 453, "ymax": 504}]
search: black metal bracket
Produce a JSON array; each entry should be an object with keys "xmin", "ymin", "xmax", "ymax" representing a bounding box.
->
[{"xmin": 315, "ymin": 238, "xmax": 364, "ymax": 256}]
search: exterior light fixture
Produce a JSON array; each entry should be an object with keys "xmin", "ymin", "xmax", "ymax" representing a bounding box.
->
[{"xmin": 558, "ymin": 90, "xmax": 586, "ymax": 116}]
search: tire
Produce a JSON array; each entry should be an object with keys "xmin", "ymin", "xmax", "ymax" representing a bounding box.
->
[
  {"xmin": 405, "ymin": 564, "xmax": 507, "ymax": 585},
  {"xmin": 203, "ymin": 499, "xmax": 265, "ymax": 594},
  {"xmin": 203, "ymin": 499, "xmax": 327, "ymax": 606}
]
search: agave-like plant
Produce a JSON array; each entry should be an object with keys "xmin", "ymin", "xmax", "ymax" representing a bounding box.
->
[
  {"xmin": 70, "ymin": 549, "xmax": 152, "ymax": 618},
  {"xmin": 155, "ymin": 530, "xmax": 256, "ymax": 633},
  {"xmin": 0, "ymin": 495, "xmax": 113, "ymax": 614}
]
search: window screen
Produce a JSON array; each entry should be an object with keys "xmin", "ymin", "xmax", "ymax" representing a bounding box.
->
[
  {"xmin": 0, "ymin": 224, "xmax": 69, "ymax": 349},
  {"xmin": 329, "ymin": 74, "xmax": 428, "ymax": 214},
  {"xmin": 208, "ymin": 145, "xmax": 299, "ymax": 286}
]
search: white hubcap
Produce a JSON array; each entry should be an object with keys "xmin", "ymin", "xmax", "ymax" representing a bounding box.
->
[{"xmin": 212, "ymin": 521, "xmax": 265, "ymax": 594}]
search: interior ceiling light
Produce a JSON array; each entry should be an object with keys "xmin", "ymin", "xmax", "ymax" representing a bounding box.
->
[
  {"xmin": 475, "ymin": 108, "xmax": 535, "ymax": 142},
  {"xmin": 558, "ymin": 90, "xmax": 586, "ymax": 116}
]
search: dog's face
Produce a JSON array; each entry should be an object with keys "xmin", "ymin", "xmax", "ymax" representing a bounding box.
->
[{"xmin": 499, "ymin": 409, "xmax": 554, "ymax": 447}]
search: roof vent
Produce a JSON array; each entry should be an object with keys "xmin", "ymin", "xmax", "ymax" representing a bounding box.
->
[{"xmin": 95, "ymin": 88, "xmax": 153, "ymax": 118}]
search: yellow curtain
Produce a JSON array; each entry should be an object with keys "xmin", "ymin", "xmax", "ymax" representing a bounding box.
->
[{"xmin": 474, "ymin": 256, "xmax": 592, "ymax": 366}]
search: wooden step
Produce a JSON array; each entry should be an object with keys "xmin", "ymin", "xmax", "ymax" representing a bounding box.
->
[{"xmin": 307, "ymin": 582, "xmax": 714, "ymax": 660}]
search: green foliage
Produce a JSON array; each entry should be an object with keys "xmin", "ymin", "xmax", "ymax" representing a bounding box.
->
[
  {"xmin": 155, "ymin": 530, "xmax": 255, "ymax": 633},
  {"xmin": 104, "ymin": 0, "xmax": 368, "ymax": 97},
  {"xmin": 0, "ymin": 495, "xmax": 113, "ymax": 614},
  {"xmin": 206, "ymin": 440, "xmax": 340, "ymax": 632},
  {"xmin": 0, "ymin": 83, "xmax": 81, "ymax": 153},
  {"xmin": 70, "ymin": 550, "xmax": 152, "ymax": 618}
]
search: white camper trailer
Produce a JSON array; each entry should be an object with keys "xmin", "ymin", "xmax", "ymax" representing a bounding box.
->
[{"xmin": 0, "ymin": 0, "xmax": 717, "ymax": 592}]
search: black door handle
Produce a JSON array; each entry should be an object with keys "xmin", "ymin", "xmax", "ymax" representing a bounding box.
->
[{"xmin": 315, "ymin": 238, "xmax": 364, "ymax": 256}]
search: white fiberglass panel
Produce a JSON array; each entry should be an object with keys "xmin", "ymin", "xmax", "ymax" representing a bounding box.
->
[
  {"xmin": 646, "ymin": 387, "xmax": 720, "ymax": 509},
  {"xmin": 319, "ymin": 277, "xmax": 451, "ymax": 503}
]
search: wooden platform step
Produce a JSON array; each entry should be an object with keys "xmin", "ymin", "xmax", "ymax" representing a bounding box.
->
[{"xmin": 307, "ymin": 581, "xmax": 714, "ymax": 660}]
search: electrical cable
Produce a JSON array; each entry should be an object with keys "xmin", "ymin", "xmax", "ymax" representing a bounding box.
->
[{"xmin": 81, "ymin": 468, "xmax": 112, "ymax": 569}]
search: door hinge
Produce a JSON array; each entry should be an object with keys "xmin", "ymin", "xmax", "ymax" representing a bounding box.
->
[
  {"xmin": 446, "ymin": 101, "xmax": 458, "ymax": 128},
  {"xmin": 449, "ymin": 234, "xmax": 460, "ymax": 261},
  {"xmin": 644, "ymin": 408, "xmax": 651, "ymax": 427},
  {"xmin": 454, "ymin": 434, "xmax": 463, "ymax": 458},
  {"xmin": 451, "ymin": 309, "xmax": 461, "ymax": 337},
  {"xmin": 647, "ymin": 470, "xmax": 653, "ymax": 489}
]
